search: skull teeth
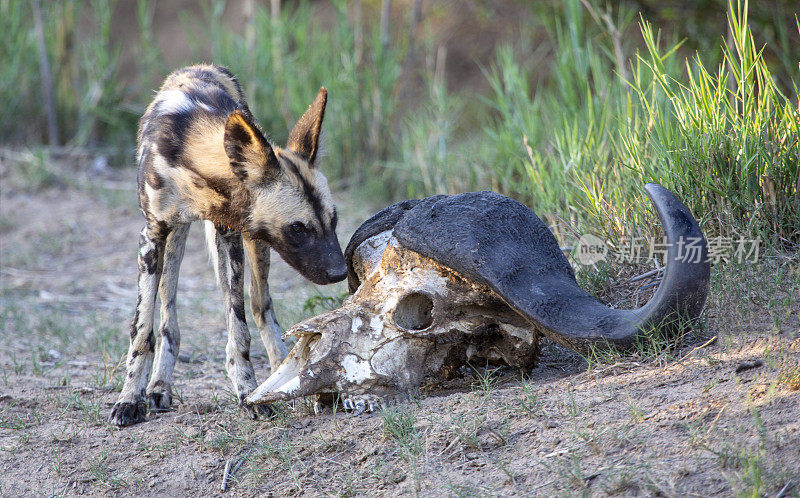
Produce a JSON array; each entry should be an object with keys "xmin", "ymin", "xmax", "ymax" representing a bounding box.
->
[{"xmin": 342, "ymin": 395, "xmax": 383, "ymax": 415}]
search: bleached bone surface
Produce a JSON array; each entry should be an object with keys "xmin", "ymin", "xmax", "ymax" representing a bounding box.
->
[{"xmin": 246, "ymin": 237, "xmax": 540, "ymax": 407}]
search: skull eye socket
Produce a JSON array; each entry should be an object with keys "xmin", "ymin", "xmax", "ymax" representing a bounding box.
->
[{"xmin": 394, "ymin": 292, "xmax": 434, "ymax": 330}]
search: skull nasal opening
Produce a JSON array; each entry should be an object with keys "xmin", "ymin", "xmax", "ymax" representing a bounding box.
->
[{"xmin": 394, "ymin": 292, "xmax": 434, "ymax": 330}]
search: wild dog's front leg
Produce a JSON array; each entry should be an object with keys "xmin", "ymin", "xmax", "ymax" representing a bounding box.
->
[
  {"xmin": 243, "ymin": 236, "xmax": 288, "ymax": 373},
  {"xmin": 110, "ymin": 227, "xmax": 165, "ymax": 426},
  {"xmin": 215, "ymin": 229, "xmax": 270, "ymax": 418},
  {"xmin": 146, "ymin": 223, "xmax": 190, "ymax": 411}
]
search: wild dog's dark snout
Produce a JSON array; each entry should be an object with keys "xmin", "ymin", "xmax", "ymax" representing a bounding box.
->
[
  {"xmin": 326, "ymin": 266, "xmax": 347, "ymax": 283},
  {"xmin": 325, "ymin": 255, "xmax": 348, "ymax": 282},
  {"xmin": 285, "ymin": 233, "xmax": 347, "ymax": 285},
  {"xmin": 321, "ymin": 235, "xmax": 347, "ymax": 283}
]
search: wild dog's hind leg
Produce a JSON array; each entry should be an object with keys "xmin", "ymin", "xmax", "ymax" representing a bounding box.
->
[
  {"xmin": 110, "ymin": 226, "xmax": 165, "ymax": 426},
  {"xmin": 214, "ymin": 228, "xmax": 270, "ymax": 418},
  {"xmin": 146, "ymin": 223, "xmax": 190, "ymax": 411},
  {"xmin": 243, "ymin": 236, "xmax": 288, "ymax": 373}
]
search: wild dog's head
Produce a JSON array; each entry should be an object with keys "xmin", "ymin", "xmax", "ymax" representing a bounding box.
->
[{"xmin": 223, "ymin": 88, "xmax": 346, "ymax": 285}]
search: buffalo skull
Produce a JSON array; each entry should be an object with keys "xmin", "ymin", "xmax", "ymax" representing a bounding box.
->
[{"xmin": 247, "ymin": 185, "xmax": 710, "ymax": 413}]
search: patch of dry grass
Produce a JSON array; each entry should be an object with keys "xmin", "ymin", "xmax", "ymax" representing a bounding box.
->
[{"xmin": 0, "ymin": 158, "xmax": 798, "ymax": 496}]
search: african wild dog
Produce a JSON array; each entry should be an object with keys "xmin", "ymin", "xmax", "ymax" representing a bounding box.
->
[{"xmin": 110, "ymin": 64, "xmax": 347, "ymax": 427}]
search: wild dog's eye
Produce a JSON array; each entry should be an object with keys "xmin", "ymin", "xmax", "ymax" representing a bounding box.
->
[{"xmin": 285, "ymin": 222, "xmax": 310, "ymax": 245}]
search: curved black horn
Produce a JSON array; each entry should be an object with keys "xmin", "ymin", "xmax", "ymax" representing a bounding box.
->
[
  {"xmin": 518, "ymin": 182, "xmax": 711, "ymax": 352},
  {"xmin": 547, "ymin": 183, "xmax": 711, "ymax": 350},
  {"xmin": 389, "ymin": 185, "xmax": 711, "ymax": 353},
  {"xmin": 524, "ymin": 182, "xmax": 711, "ymax": 352},
  {"xmin": 632, "ymin": 183, "xmax": 710, "ymax": 334}
]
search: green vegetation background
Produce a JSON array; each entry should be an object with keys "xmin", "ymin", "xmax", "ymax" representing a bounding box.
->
[{"xmin": 2, "ymin": 0, "xmax": 798, "ymax": 245}]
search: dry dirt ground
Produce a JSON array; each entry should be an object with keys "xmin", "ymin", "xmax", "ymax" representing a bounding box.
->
[{"xmin": 1, "ymin": 151, "xmax": 799, "ymax": 497}]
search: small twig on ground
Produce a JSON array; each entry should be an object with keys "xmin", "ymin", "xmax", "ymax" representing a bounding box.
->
[
  {"xmin": 438, "ymin": 436, "xmax": 461, "ymax": 457},
  {"xmin": 220, "ymin": 447, "xmax": 254, "ymax": 492},
  {"xmin": 776, "ymin": 480, "xmax": 796, "ymax": 498},
  {"xmin": 542, "ymin": 445, "xmax": 581, "ymax": 459},
  {"xmin": 530, "ymin": 478, "xmax": 556, "ymax": 492},
  {"xmin": 637, "ymin": 280, "xmax": 660, "ymax": 290},
  {"xmin": 705, "ymin": 402, "xmax": 730, "ymax": 437},
  {"xmin": 102, "ymin": 349, "xmax": 126, "ymax": 386},
  {"xmin": 220, "ymin": 459, "xmax": 233, "ymax": 492},
  {"xmin": 677, "ymin": 336, "xmax": 718, "ymax": 364},
  {"xmin": 230, "ymin": 451, "xmax": 250, "ymax": 476},
  {"xmin": 628, "ymin": 267, "xmax": 664, "ymax": 283}
]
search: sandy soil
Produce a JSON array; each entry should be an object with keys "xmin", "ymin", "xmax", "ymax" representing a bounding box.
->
[{"xmin": 1, "ymin": 152, "xmax": 798, "ymax": 497}]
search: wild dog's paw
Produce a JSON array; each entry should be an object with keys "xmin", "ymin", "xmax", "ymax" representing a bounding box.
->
[
  {"xmin": 241, "ymin": 399, "xmax": 275, "ymax": 420},
  {"xmin": 109, "ymin": 400, "xmax": 147, "ymax": 427},
  {"xmin": 342, "ymin": 394, "xmax": 383, "ymax": 416},
  {"xmin": 147, "ymin": 391, "xmax": 172, "ymax": 412},
  {"xmin": 237, "ymin": 389, "xmax": 274, "ymax": 420}
]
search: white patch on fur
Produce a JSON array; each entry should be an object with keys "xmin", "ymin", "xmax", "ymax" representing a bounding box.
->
[
  {"xmin": 137, "ymin": 121, "xmax": 149, "ymax": 161},
  {"xmin": 204, "ymin": 220, "xmax": 220, "ymax": 285},
  {"xmin": 138, "ymin": 227, "xmax": 152, "ymax": 257},
  {"xmin": 143, "ymin": 182, "xmax": 162, "ymax": 217},
  {"xmin": 158, "ymin": 90, "xmax": 194, "ymax": 114},
  {"xmin": 260, "ymin": 308, "xmax": 288, "ymax": 369}
]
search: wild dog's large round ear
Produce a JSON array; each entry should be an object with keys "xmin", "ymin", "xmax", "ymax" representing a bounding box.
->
[
  {"xmin": 287, "ymin": 87, "xmax": 327, "ymax": 166},
  {"xmin": 224, "ymin": 110, "xmax": 281, "ymax": 185}
]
